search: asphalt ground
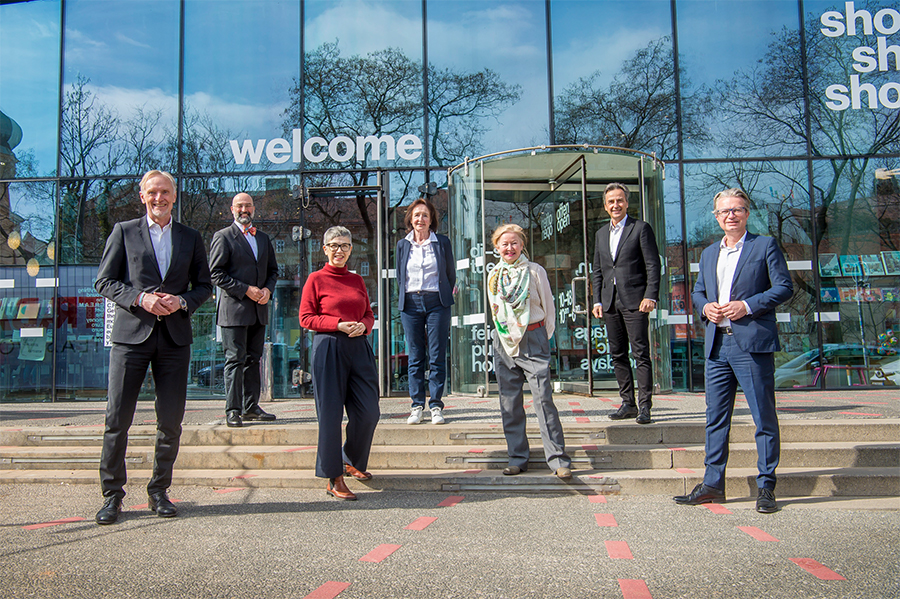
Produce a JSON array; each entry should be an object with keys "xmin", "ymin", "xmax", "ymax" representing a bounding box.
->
[{"xmin": 1, "ymin": 483, "xmax": 898, "ymax": 599}]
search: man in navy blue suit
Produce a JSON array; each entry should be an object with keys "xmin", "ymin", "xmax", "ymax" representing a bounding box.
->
[{"xmin": 675, "ymin": 188, "xmax": 793, "ymax": 513}]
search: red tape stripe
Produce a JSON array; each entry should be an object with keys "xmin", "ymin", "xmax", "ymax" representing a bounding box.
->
[
  {"xmin": 24, "ymin": 517, "xmax": 85, "ymax": 530},
  {"xmin": 704, "ymin": 503, "xmax": 732, "ymax": 514},
  {"xmin": 438, "ymin": 495, "xmax": 464, "ymax": 507},
  {"xmin": 594, "ymin": 513, "xmax": 618, "ymax": 527},
  {"xmin": 789, "ymin": 558, "xmax": 846, "ymax": 580},
  {"xmin": 606, "ymin": 540, "xmax": 634, "ymax": 559},
  {"xmin": 405, "ymin": 517, "xmax": 438, "ymax": 531},
  {"xmin": 304, "ymin": 581, "xmax": 350, "ymax": 599},
  {"xmin": 738, "ymin": 526, "xmax": 779, "ymax": 541},
  {"xmin": 588, "ymin": 494, "xmax": 607, "ymax": 503},
  {"xmin": 618, "ymin": 579, "xmax": 652, "ymax": 599},
  {"xmin": 359, "ymin": 544, "xmax": 401, "ymax": 563}
]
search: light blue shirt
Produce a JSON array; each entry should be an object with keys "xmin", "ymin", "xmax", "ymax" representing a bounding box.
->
[{"xmin": 236, "ymin": 220, "xmax": 258, "ymax": 260}]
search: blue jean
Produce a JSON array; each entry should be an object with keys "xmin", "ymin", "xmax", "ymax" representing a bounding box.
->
[{"xmin": 400, "ymin": 291, "xmax": 451, "ymax": 409}]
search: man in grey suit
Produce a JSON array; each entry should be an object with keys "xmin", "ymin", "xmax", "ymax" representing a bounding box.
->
[
  {"xmin": 209, "ymin": 193, "xmax": 279, "ymax": 427},
  {"xmin": 94, "ymin": 170, "xmax": 212, "ymax": 524},
  {"xmin": 591, "ymin": 183, "xmax": 661, "ymax": 424}
]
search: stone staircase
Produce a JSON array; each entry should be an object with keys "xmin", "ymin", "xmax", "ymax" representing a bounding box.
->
[{"xmin": 1, "ymin": 420, "xmax": 898, "ymax": 497}]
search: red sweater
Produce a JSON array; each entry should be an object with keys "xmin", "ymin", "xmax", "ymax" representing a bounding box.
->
[{"xmin": 299, "ymin": 263, "xmax": 375, "ymax": 333}]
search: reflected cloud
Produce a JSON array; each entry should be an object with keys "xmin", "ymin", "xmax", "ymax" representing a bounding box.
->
[{"xmin": 306, "ymin": 0, "xmax": 422, "ymax": 57}]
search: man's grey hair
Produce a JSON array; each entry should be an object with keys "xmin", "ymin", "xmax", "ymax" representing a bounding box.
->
[
  {"xmin": 713, "ymin": 188, "xmax": 751, "ymax": 210},
  {"xmin": 323, "ymin": 226, "xmax": 352, "ymax": 245},
  {"xmin": 604, "ymin": 182, "xmax": 630, "ymax": 198}
]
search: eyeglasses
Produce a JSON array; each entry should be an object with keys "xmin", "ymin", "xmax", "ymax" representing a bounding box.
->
[
  {"xmin": 325, "ymin": 243, "xmax": 352, "ymax": 252},
  {"xmin": 713, "ymin": 207, "xmax": 749, "ymax": 217}
]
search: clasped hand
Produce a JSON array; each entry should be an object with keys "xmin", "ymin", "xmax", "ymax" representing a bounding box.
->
[
  {"xmin": 141, "ymin": 292, "xmax": 180, "ymax": 316},
  {"xmin": 703, "ymin": 300, "xmax": 747, "ymax": 324},
  {"xmin": 247, "ymin": 286, "xmax": 271, "ymax": 305},
  {"xmin": 337, "ymin": 321, "xmax": 366, "ymax": 337}
]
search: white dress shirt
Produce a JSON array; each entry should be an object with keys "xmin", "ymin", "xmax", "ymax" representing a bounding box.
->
[
  {"xmin": 147, "ymin": 215, "xmax": 173, "ymax": 277},
  {"xmin": 609, "ymin": 214, "xmax": 628, "ymax": 262},
  {"xmin": 236, "ymin": 220, "xmax": 258, "ymax": 259},
  {"xmin": 404, "ymin": 231, "xmax": 440, "ymax": 293},
  {"xmin": 716, "ymin": 232, "xmax": 751, "ymax": 327}
]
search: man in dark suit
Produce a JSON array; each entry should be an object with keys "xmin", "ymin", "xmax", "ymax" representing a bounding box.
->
[
  {"xmin": 209, "ymin": 193, "xmax": 279, "ymax": 428},
  {"xmin": 591, "ymin": 183, "xmax": 661, "ymax": 424},
  {"xmin": 94, "ymin": 170, "xmax": 212, "ymax": 524},
  {"xmin": 675, "ymin": 187, "xmax": 792, "ymax": 513}
]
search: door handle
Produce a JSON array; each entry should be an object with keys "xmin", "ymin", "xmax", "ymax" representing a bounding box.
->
[{"xmin": 571, "ymin": 276, "xmax": 588, "ymax": 315}]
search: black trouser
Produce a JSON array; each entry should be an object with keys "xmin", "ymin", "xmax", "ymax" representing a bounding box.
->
[
  {"xmin": 604, "ymin": 290, "xmax": 653, "ymax": 409},
  {"xmin": 311, "ymin": 332, "xmax": 380, "ymax": 479},
  {"xmin": 221, "ymin": 322, "xmax": 266, "ymax": 415},
  {"xmin": 100, "ymin": 322, "xmax": 190, "ymax": 498}
]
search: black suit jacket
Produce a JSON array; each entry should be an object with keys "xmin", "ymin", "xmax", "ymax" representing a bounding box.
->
[
  {"xmin": 209, "ymin": 223, "xmax": 279, "ymax": 327},
  {"xmin": 591, "ymin": 216, "xmax": 661, "ymax": 311},
  {"xmin": 95, "ymin": 216, "xmax": 213, "ymax": 346}
]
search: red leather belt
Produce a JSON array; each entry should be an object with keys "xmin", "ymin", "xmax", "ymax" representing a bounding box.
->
[{"xmin": 526, "ymin": 320, "xmax": 545, "ymax": 331}]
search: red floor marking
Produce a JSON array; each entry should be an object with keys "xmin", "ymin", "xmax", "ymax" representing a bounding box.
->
[
  {"xmin": 594, "ymin": 513, "xmax": 618, "ymax": 527},
  {"xmin": 24, "ymin": 517, "xmax": 86, "ymax": 530},
  {"xmin": 404, "ymin": 516, "xmax": 438, "ymax": 531},
  {"xmin": 588, "ymin": 494, "xmax": 607, "ymax": 503},
  {"xmin": 489, "ymin": 424, "xmax": 498, "ymax": 428},
  {"xmin": 606, "ymin": 540, "xmax": 634, "ymax": 559},
  {"xmin": 359, "ymin": 543, "xmax": 401, "ymax": 563},
  {"xmin": 704, "ymin": 503, "xmax": 732, "ymax": 514},
  {"xmin": 575, "ymin": 417, "xmax": 590, "ymax": 423},
  {"xmin": 789, "ymin": 558, "xmax": 846, "ymax": 580},
  {"xmin": 467, "ymin": 448, "xmax": 485, "ymax": 453},
  {"xmin": 839, "ymin": 411, "xmax": 882, "ymax": 417},
  {"xmin": 462, "ymin": 469, "xmax": 482, "ymax": 474},
  {"xmin": 215, "ymin": 487, "xmax": 245, "ymax": 494},
  {"xmin": 738, "ymin": 526, "xmax": 779, "ymax": 541},
  {"xmin": 572, "ymin": 408, "xmax": 585, "ymax": 414},
  {"xmin": 780, "ymin": 399, "xmax": 815, "ymax": 403},
  {"xmin": 618, "ymin": 579, "xmax": 652, "ymax": 599},
  {"xmin": 66, "ymin": 424, "xmax": 102, "ymax": 428},
  {"xmin": 569, "ymin": 401, "xmax": 581, "ymax": 406},
  {"xmin": 284, "ymin": 446, "xmax": 316, "ymax": 452},
  {"xmin": 232, "ymin": 474, "xmax": 256, "ymax": 479},
  {"xmin": 675, "ymin": 468, "xmax": 695, "ymax": 474},
  {"xmin": 582, "ymin": 444, "xmax": 599, "ymax": 451},
  {"xmin": 437, "ymin": 495, "xmax": 464, "ymax": 507},
  {"xmin": 304, "ymin": 581, "xmax": 350, "ymax": 599},
  {"xmin": 599, "ymin": 398, "xmax": 613, "ymax": 402},
  {"xmin": 777, "ymin": 407, "xmax": 806, "ymax": 412},
  {"xmin": 129, "ymin": 499, "xmax": 181, "ymax": 510},
  {"xmin": 855, "ymin": 402, "xmax": 889, "ymax": 405},
  {"xmin": 667, "ymin": 446, "xmax": 687, "ymax": 451}
]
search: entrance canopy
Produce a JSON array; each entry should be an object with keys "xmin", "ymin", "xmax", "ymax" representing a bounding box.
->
[{"xmin": 447, "ymin": 146, "xmax": 671, "ymax": 396}]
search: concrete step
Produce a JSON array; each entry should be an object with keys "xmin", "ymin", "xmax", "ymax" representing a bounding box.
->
[
  {"xmin": 1, "ymin": 466, "xmax": 896, "ymax": 497},
  {"xmin": 3, "ymin": 442, "xmax": 897, "ymax": 471},
  {"xmin": 3, "ymin": 419, "xmax": 899, "ymax": 447}
]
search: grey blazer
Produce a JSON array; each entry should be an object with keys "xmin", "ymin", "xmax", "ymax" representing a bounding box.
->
[
  {"xmin": 95, "ymin": 216, "xmax": 213, "ymax": 346},
  {"xmin": 209, "ymin": 223, "xmax": 279, "ymax": 327}
]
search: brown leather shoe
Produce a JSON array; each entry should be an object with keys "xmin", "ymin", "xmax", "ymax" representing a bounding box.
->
[
  {"xmin": 326, "ymin": 476, "xmax": 357, "ymax": 501},
  {"xmin": 344, "ymin": 463, "xmax": 373, "ymax": 481}
]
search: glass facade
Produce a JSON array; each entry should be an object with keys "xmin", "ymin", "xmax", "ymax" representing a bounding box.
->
[{"xmin": 1, "ymin": 0, "xmax": 897, "ymax": 401}]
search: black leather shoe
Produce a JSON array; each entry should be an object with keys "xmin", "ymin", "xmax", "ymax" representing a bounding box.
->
[
  {"xmin": 756, "ymin": 488, "xmax": 778, "ymax": 513},
  {"xmin": 674, "ymin": 483, "xmax": 725, "ymax": 505},
  {"xmin": 609, "ymin": 404, "xmax": 638, "ymax": 420},
  {"xmin": 148, "ymin": 491, "xmax": 177, "ymax": 518},
  {"xmin": 503, "ymin": 465, "xmax": 526, "ymax": 475},
  {"xmin": 226, "ymin": 412, "xmax": 243, "ymax": 427},
  {"xmin": 242, "ymin": 407, "xmax": 276, "ymax": 421},
  {"xmin": 636, "ymin": 406, "xmax": 652, "ymax": 424},
  {"xmin": 95, "ymin": 496, "xmax": 122, "ymax": 525}
]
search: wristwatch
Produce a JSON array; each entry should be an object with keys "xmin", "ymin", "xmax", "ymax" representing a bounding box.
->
[{"xmin": 178, "ymin": 296, "xmax": 188, "ymax": 311}]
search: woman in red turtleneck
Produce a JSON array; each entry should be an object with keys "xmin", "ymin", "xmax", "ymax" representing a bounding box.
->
[{"xmin": 299, "ymin": 226, "xmax": 379, "ymax": 501}]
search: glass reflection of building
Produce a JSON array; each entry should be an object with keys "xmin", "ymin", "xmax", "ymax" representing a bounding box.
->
[{"xmin": 1, "ymin": 0, "xmax": 897, "ymax": 402}]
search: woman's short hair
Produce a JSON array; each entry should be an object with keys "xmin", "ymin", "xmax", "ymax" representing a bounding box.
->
[
  {"xmin": 323, "ymin": 226, "xmax": 352, "ymax": 245},
  {"xmin": 140, "ymin": 170, "xmax": 176, "ymax": 191},
  {"xmin": 713, "ymin": 188, "xmax": 751, "ymax": 210},
  {"xmin": 404, "ymin": 198, "xmax": 439, "ymax": 233},
  {"xmin": 491, "ymin": 223, "xmax": 527, "ymax": 250}
]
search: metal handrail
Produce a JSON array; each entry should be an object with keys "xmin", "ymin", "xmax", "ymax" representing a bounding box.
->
[{"xmin": 446, "ymin": 144, "xmax": 663, "ymax": 178}]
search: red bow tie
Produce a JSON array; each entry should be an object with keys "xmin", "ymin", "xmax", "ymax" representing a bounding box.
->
[{"xmin": 243, "ymin": 226, "xmax": 256, "ymax": 236}]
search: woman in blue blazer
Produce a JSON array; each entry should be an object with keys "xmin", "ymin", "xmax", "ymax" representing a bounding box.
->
[{"xmin": 396, "ymin": 198, "xmax": 456, "ymax": 425}]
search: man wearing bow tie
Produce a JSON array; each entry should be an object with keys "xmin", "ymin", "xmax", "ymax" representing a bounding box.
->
[
  {"xmin": 94, "ymin": 170, "xmax": 212, "ymax": 524},
  {"xmin": 210, "ymin": 193, "xmax": 279, "ymax": 427}
]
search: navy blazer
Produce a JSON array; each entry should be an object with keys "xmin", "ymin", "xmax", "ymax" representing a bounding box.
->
[
  {"xmin": 591, "ymin": 217, "xmax": 661, "ymax": 310},
  {"xmin": 692, "ymin": 232, "xmax": 793, "ymax": 358},
  {"xmin": 396, "ymin": 233, "xmax": 456, "ymax": 311},
  {"xmin": 209, "ymin": 223, "xmax": 279, "ymax": 327},
  {"xmin": 95, "ymin": 216, "xmax": 213, "ymax": 346}
]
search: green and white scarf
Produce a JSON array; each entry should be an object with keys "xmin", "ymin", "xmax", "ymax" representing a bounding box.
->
[{"xmin": 487, "ymin": 255, "xmax": 531, "ymax": 357}]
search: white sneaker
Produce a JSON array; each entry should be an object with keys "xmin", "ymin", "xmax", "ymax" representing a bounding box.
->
[
  {"xmin": 407, "ymin": 406, "xmax": 424, "ymax": 425},
  {"xmin": 430, "ymin": 407, "xmax": 445, "ymax": 425}
]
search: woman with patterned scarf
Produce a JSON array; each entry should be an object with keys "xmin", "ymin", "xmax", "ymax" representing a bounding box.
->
[{"xmin": 487, "ymin": 224, "xmax": 573, "ymax": 479}]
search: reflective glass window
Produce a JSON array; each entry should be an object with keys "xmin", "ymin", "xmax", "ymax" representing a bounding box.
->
[
  {"xmin": 676, "ymin": 0, "xmax": 801, "ymax": 159},
  {"xmin": 551, "ymin": 1, "xmax": 677, "ymax": 160},
  {"xmin": 301, "ymin": 1, "xmax": 425, "ymax": 170},
  {"xmin": 427, "ymin": 0, "xmax": 542, "ymax": 164},
  {"xmin": 183, "ymin": 0, "xmax": 300, "ymax": 175},
  {"xmin": 62, "ymin": 0, "xmax": 179, "ymax": 178},
  {"xmin": 0, "ymin": 0, "xmax": 61, "ymax": 179}
]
